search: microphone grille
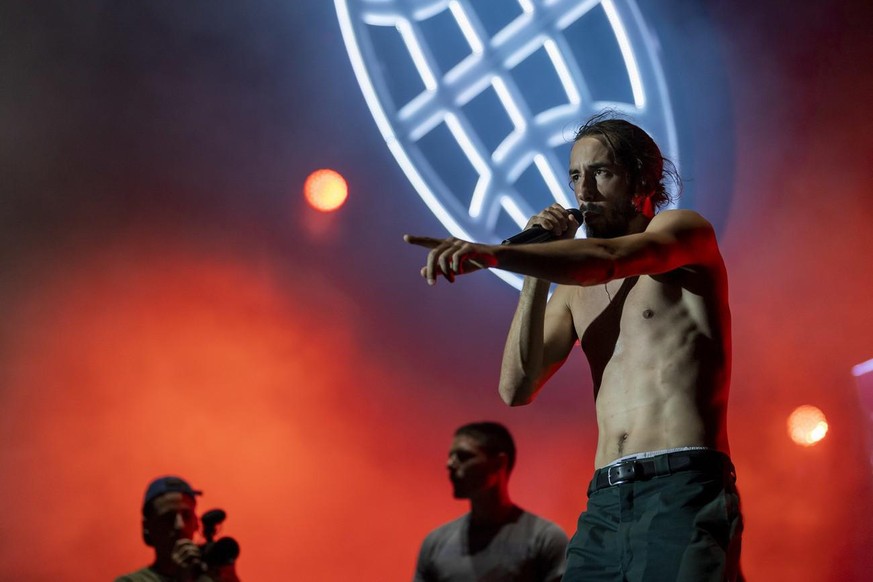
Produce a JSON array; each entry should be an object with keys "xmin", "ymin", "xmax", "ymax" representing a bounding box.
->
[{"xmin": 567, "ymin": 208, "xmax": 584, "ymax": 221}]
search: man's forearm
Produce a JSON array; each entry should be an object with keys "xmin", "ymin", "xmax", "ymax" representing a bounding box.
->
[
  {"xmin": 493, "ymin": 239, "xmax": 618, "ymax": 287},
  {"xmin": 499, "ymin": 276, "xmax": 551, "ymax": 406}
]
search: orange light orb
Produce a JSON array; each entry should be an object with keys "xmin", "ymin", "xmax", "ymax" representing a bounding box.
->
[
  {"xmin": 787, "ymin": 405, "xmax": 829, "ymax": 446},
  {"xmin": 304, "ymin": 168, "xmax": 348, "ymax": 212}
]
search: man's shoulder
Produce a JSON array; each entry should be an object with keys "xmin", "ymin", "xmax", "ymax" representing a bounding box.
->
[
  {"xmin": 114, "ymin": 568, "xmax": 213, "ymax": 582},
  {"xmin": 422, "ymin": 513, "xmax": 468, "ymax": 544},
  {"xmin": 648, "ymin": 209, "xmax": 725, "ymax": 272},
  {"xmin": 114, "ymin": 567, "xmax": 164, "ymax": 582},
  {"xmin": 649, "ymin": 209, "xmax": 714, "ymax": 233},
  {"xmin": 516, "ymin": 509, "xmax": 568, "ymax": 541}
]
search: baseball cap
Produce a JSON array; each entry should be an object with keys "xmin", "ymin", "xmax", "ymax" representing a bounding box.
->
[{"xmin": 142, "ymin": 475, "xmax": 203, "ymax": 515}]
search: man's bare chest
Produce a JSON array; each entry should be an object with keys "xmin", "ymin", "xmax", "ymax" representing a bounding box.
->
[{"xmin": 569, "ymin": 275, "xmax": 688, "ymax": 350}]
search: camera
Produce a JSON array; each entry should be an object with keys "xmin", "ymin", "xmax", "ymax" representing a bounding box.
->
[{"xmin": 200, "ymin": 508, "xmax": 241, "ymax": 571}]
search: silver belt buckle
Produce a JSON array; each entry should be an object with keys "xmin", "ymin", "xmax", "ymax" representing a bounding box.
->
[{"xmin": 607, "ymin": 460, "xmax": 638, "ymax": 486}]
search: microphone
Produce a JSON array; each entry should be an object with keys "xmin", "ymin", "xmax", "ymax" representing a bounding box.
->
[
  {"xmin": 501, "ymin": 208, "xmax": 584, "ymax": 245},
  {"xmin": 203, "ymin": 537, "xmax": 241, "ymax": 567},
  {"xmin": 201, "ymin": 509, "xmax": 227, "ymax": 543}
]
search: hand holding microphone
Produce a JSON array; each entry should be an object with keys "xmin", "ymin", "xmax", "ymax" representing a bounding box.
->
[{"xmin": 502, "ymin": 205, "xmax": 584, "ymax": 244}]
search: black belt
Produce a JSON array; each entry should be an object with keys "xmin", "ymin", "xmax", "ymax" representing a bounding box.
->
[{"xmin": 588, "ymin": 449, "xmax": 734, "ymax": 496}]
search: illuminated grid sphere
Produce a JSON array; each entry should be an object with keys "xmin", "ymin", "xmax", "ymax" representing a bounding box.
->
[{"xmin": 336, "ymin": 0, "xmax": 679, "ymax": 289}]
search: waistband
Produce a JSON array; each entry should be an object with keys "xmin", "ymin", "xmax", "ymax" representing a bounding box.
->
[
  {"xmin": 608, "ymin": 445, "xmax": 711, "ymax": 464},
  {"xmin": 587, "ymin": 449, "xmax": 735, "ymax": 497}
]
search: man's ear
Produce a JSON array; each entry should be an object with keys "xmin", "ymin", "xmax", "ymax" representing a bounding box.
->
[
  {"xmin": 495, "ymin": 452, "xmax": 510, "ymax": 473},
  {"xmin": 142, "ymin": 519, "xmax": 153, "ymax": 547}
]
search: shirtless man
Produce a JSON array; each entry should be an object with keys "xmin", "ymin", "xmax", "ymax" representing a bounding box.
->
[{"xmin": 405, "ymin": 115, "xmax": 743, "ymax": 580}]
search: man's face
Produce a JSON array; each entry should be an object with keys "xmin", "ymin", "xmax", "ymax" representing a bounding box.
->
[
  {"xmin": 569, "ymin": 136, "xmax": 637, "ymax": 238},
  {"xmin": 143, "ymin": 492, "xmax": 199, "ymax": 557},
  {"xmin": 446, "ymin": 434, "xmax": 500, "ymax": 499}
]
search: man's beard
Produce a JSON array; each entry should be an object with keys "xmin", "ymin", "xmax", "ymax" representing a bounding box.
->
[{"xmin": 582, "ymin": 199, "xmax": 637, "ymax": 239}]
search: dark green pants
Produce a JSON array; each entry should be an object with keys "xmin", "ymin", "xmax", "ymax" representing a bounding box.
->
[{"xmin": 564, "ymin": 452, "xmax": 743, "ymax": 581}]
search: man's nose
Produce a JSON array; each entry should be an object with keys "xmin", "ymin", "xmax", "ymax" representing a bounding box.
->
[
  {"xmin": 576, "ymin": 178, "xmax": 597, "ymax": 202},
  {"xmin": 173, "ymin": 513, "xmax": 185, "ymax": 530}
]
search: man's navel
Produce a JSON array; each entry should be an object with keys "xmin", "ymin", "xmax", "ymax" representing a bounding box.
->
[{"xmin": 617, "ymin": 433, "xmax": 629, "ymax": 455}]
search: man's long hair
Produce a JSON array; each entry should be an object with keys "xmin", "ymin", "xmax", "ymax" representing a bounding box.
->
[{"xmin": 574, "ymin": 111, "xmax": 681, "ymax": 210}]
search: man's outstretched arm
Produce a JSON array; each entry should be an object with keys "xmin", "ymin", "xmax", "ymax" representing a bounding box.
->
[{"xmin": 405, "ymin": 209, "xmax": 720, "ymax": 287}]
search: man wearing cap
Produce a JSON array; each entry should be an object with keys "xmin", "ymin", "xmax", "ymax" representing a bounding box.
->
[{"xmin": 115, "ymin": 475, "xmax": 212, "ymax": 582}]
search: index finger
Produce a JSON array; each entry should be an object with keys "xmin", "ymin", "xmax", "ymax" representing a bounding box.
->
[{"xmin": 403, "ymin": 234, "xmax": 444, "ymax": 249}]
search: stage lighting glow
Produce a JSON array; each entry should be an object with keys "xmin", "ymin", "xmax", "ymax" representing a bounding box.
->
[
  {"xmin": 304, "ymin": 169, "xmax": 349, "ymax": 212},
  {"xmin": 787, "ymin": 405, "xmax": 829, "ymax": 447},
  {"xmin": 852, "ymin": 357, "xmax": 873, "ymax": 377}
]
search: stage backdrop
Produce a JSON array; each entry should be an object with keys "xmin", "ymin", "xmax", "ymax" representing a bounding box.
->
[{"xmin": 1, "ymin": 1, "xmax": 872, "ymax": 580}]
